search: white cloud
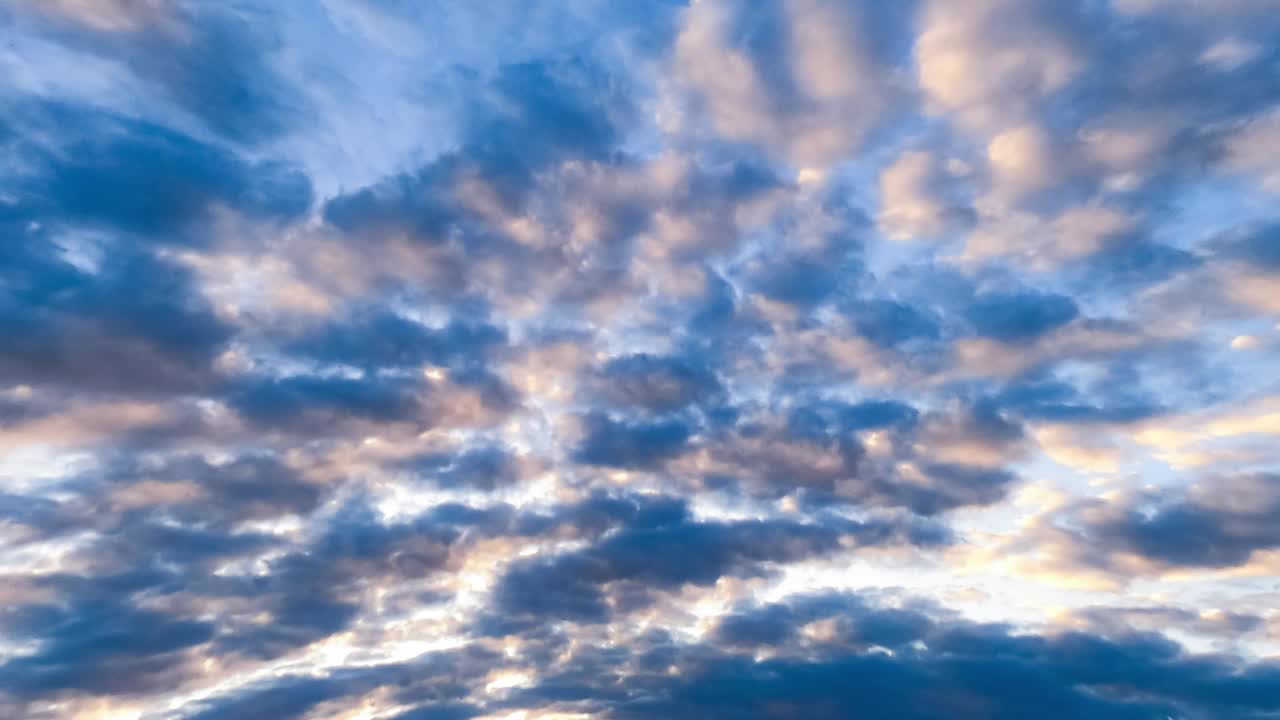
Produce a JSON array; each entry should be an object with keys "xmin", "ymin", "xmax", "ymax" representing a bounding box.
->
[
  {"xmin": 673, "ymin": 0, "xmax": 898, "ymax": 167},
  {"xmin": 915, "ymin": 0, "xmax": 1083, "ymax": 129},
  {"xmin": 878, "ymin": 149, "xmax": 970, "ymax": 240}
]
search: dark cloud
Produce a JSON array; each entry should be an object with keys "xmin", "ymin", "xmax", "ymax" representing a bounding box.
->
[
  {"xmin": 695, "ymin": 402, "xmax": 1018, "ymax": 515},
  {"xmin": 592, "ymin": 353, "xmax": 723, "ymax": 413},
  {"xmin": 404, "ymin": 445, "xmax": 522, "ymax": 491},
  {"xmin": 1037, "ymin": 474, "xmax": 1280, "ymax": 572},
  {"xmin": 181, "ymin": 648, "xmax": 497, "ymax": 720},
  {"xmin": 512, "ymin": 492, "xmax": 693, "ymax": 539},
  {"xmin": 0, "ymin": 486, "xmax": 463, "ymax": 701},
  {"xmin": 1098, "ymin": 496, "xmax": 1280, "ymax": 569},
  {"xmin": 752, "ymin": 255, "xmax": 850, "ymax": 307},
  {"xmin": 993, "ymin": 376, "xmax": 1160, "ymax": 424},
  {"xmin": 0, "ymin": 562, "xmax": 251, "ymax": 702},
  {"xmin": 109, "ymin": 453, "xmax": 323, "ymax": 525},
  {"xmin": 472, "ymin": 61, "xmax": 620, "ymax": 166},
  {"xmin": 395, "ymin": 490, "xmax": 695, "ymax": 546},
  {"xmin": 0, "ymin": 237, "xmax": 232, "ymax": 393},
  {"xmin": 324, "ymin": 60, "xmax": 619, "ymax": 243},
  {"xmin": 416, "ymin": 589, "xmax": 1280, "ymax": 720},
  {"xmin": 1079, "ymin": 12, "xmax": 1280, "ymax": 144},
  {"xmin": 787, "ymin": 399, "xmax": 919, "ymax": 436},
  {"xmin": 14, "ymin": 3, "xmax": 303, "ymax": 144},
  {"xmin": 6, "ymin": 102, "xmax": 310, "ymax": 239},
  {"xmin": 608, "ymin": 648, "xmax": 1123, "ymax": 720},
  {"xmin": 0, "ymin": 491, "xmax": 65, "ymax": 537},
  {"xmin": 142, "ymin": 5, "xmax": 303, "ymax": 144},
  {"xmin": 0, "ymin": 453, "xmax": 315, "ymax": 570},
  {"xmin": 99, "ymin": 522, "xmax": 273, "ymax": 568},
  {"xmin": 1077, "ymin": 241, "xmax": 1202, "ymax": 288},
  {"xmin": 847, "ymin": 299, "xmax": 941, "ymax": 347},
  {"xmin": 713, "ymin": 608, "xmax": 798, "ymax": 647},
  {"xmin": 0, "ymin": 491, "xmax": 460, "ymax": 691},
  {"xmin": 1212, "ymin": 222, "xmax": 1280, "ymax": 271},
  {"xmin": 321, "ymin": 151, "xmax": 475, "ymax": 243},
  {"xmin": 688, "ymin": 270, "xmax": 738, "ymax": 333},
  {"xmin": 734, "ymin": 192, "xmax": 869, "ymax": 309},
  {"xmin": 0, "ymin": 495, "xmax": 460, "ymax": 696},
  {"xmin": 713, "ymin": 593, "xmax": 934, "ymax": 650},
  {"xmin": 507, "ymin": 594, "xmax": 1280, "ymax": 720},
  {"xmin": 214, "ymin": 505, "xmax": 461, "ymax": 659},
  {"xmin": 287, "ymin": 310, "xmax": 506, "ymax": 371},
  {"xmin": 0, "ymin": 496, "xmax": 284, "ymax": 700},
  {"xmin": 0, "ymin": 597, "xmax": 214, "ymax": 698},
  {"xmin": 1071, "ymin": 605, "xmax": 1266, "ymax": 641},
  {"xmin": 899, "ymin": 462, "xmax": 1017, "ymax": 516},
  {"xmin": 485, "ymin": 509, "xmax": 944, "ymax": 632},
  {"xmin": 488, "ymin": 514, "xmax": 842, "ymax": 627},
  {"xmin": 574, "ymin": 413, "xmax": 694, "ymax": 468},
  {"xmin": 183, "ymin": 676, "xmax": 346, "ymax": 720},
  {"xmin": 229, "ymin": 375, "xmax": 428, "ymax": 429},
  {"xmin": 964, "ymin": 291, "xmax": 1079, "ymax": 342}
]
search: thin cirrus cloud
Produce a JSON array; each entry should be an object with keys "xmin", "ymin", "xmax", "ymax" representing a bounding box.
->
[{"xmin": 0, "ymin": 1, "xmax": 1278, "ymax": 718}]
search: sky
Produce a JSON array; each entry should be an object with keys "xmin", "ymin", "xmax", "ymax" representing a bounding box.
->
[{"xmin": 1, "ymin": 0, "xmax": 1279, "ymax": 718}]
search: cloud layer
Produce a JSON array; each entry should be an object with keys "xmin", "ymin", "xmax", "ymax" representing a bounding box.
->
[{"xmin": 2, "ymin": 1, "xmax": 1279, "ymax": 718}]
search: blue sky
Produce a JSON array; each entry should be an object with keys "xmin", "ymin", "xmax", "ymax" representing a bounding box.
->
[{"xmin": 1, "ymin": 1, "xmax": 1279, "ymax": 718}]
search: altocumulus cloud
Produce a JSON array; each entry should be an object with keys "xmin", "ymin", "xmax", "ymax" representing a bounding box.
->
[{"xmin": 1, "ymin": 1, "xmax": 1279, "ymax": 718}]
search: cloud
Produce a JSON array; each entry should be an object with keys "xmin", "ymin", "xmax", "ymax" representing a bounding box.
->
[
  {"xmin": 323, "ymin": 60, "xmax": 622, "ymax": 244},
  {"xmin": 964, "ymin": 291, "xmax": 1079, "ymax": 342},
  {"xmin": 1212, "ymin": 222, "xmax": 1280, "ymax": 271},
  {"xmin": 993, "ymin": 374, "xmax": 1161, "ymax": 424},
  {"xmin": 182, "ymin": 650, "xmax": 493, "ymax": 720},
  {"xmin": 0, "ymin": 238, "xmax": 232, "ymax": 394},
  {"xmin": 1223, "ymin": 110, "xmax": 1280, "ymax": 192},
  {"xmin": 671, "ymin": 397, "xmax": 1021, "ymax": 514},
  {"xmin": 672, "ymin": 0, "xmax": 905, "ymax": 167},
  {"xmin": 3, "ymin": 0, "xmax": 1280, "ymax": 716},
  {"xmin": 485, "ymin": 509, "xmax": 930, "ymax": 629},
  {"xmin": 1026, "ymin": 473, "xmax": 1280, "ymax": 575},
  {"xmin": 712, "ymin": 593, "xmax": 933, "ymax": 650},
  {"xmin": 915, "ymin": 0, "xmax": 1085, "ymax": 128},
  {"xmin": 500, "ymin": 591, "xmax": 1280, "ymax": 720},
  {"xmin": 591, "ymin": 353, "xmax": 723, "ymax": 414},
  {"xmin": 0, "ymin": 594, "xmax": 215, "ymax": 698},
  {"xmin": 20, "ymin": 0, "xmax": 173, "ymax": 33},
  {"xmin": 2, "ymin": 100, "xmax": 310, "ymax": 240},
  {"xmin": 878, "ymin": 149, "xmax": 974, "ymax": 240},
  {"xmin": 788, "ymin": 399, "xmax": 919, "ymax": 434},
  {"xmin": 229, "ymin": 375, "xmax": 431, "ymax": 429},
  {"xmin": 573, "ymin": 413, "xmax": 694, "ymax": 469},
  {"xmin": 183, "ymin": 676, "xmax": 353, "ymax": 720},
  {"xmin": 845, "ymin": 299, "xmax": 941, "ymax": 347},
  {"xmin": 402, "ymin": 444, "xmax": 527, "ymax": 491},
  {"xmin": 13, "ymin": 2, "xmax": 306, "ymax": 144},
  {"xmin": 100, "ymin": 453, "xmax": 324, "ymax": 525},
  {"xmin": 286, "ymin": 310, "xmax": 507, "ymax": 371}
]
